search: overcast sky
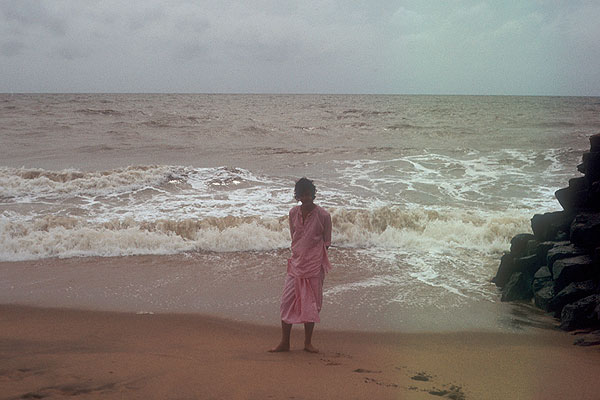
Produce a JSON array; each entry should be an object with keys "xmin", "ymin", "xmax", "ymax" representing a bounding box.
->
[{"xmin": 1, "ymin": 0, "xmax": 599, "ymax": 95}]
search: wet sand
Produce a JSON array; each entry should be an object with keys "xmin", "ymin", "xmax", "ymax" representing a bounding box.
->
[
  {"xmin": 0, "ymin": 253, "xmax": 557, "ymax": 332},
  {"xmin": 2, "ymin": 304, "xmax": 600, "ymax": 400}
]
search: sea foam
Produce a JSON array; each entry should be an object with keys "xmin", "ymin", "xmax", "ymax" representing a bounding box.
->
[
  {"xmin": 0, "ymin": 165, "xmax": 181, "ymax": 200},
  {"xmin": 0, "ymin": 206, "xmax": 529, "ymax": 261}
]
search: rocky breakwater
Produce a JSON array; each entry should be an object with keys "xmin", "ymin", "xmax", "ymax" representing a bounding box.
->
[{"xmin": 493, "ymin": 133, "xmax": 600, "ymax": 345}]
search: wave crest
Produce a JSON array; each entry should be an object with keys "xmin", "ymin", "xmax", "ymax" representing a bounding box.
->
[
  {"xmin": 331, "ymin": 207, "xmax": 529, "ymax": 252},
  {"xmin": 0, "ymin": 165, "xmax": 183, "ymax": 200},
  {"xmin": 0, "ymin": 207, "xmax": 529, "ymax": 261}
]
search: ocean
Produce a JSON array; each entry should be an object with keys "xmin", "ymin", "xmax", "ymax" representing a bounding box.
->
[{"xmin": 1, "ymin": 93, "xmax": 599, "ymax": 331}]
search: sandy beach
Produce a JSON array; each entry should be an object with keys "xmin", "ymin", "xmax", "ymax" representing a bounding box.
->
[
  {"xmin": 1, "ymin": 305, "xmax": 599, "ymax": 400},
  {"xmin": 2, "ymin": 254, "xmax": 600, "ymax": 399}
]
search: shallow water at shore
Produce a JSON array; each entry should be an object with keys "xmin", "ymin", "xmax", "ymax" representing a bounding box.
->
[{"xmin": 0, "ymin": 253, "xmax": 558, "ymax": 333}]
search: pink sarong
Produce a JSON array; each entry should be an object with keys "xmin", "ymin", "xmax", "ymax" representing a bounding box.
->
[
  {"xmin": 279, "ymin": 205, "xmax": 332, "ymax": 324},
  {"xmin": 280, "ymin": 269, "xmax": 325, "ymax": 323}
]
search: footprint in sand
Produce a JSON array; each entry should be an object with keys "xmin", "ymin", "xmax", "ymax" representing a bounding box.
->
[
  {"xmin": 331, "ymin": 351, "xmax": 352, "ymax": 359},
  {"xmin": 406, "ymin": 370, "xmax": 466, "ymax": 400},
  {"xmin": 319, "ymin": 351, "xmax": 353, "ymax": 366},
  {"xmin": 352, "ymin": 368, "xmax": 382, "ymax": 373},
  {"xmin": 356, "ymin": 364, "xmax": 466, "ymax": 398},
  {"xmin": 362, "ymin": 376, "xmax": 399, "ymax": 388},
  {"xmin": 319, "ymin": 357, "xmax": 341, "ymax": 366},
  {"xmin": 427, "ymin": 384, "xmax": 466, "ymax": 400},
  {"xmin": 410, "ymin": 371, "xmax": 433, "ymax": 382},
  {"xmin": 20, "ymin": 383, "xmax": 118, "ymax": 399},
  {"xmin": 0, "ymin": 367, "xmax": 43, "ymax": 382}
]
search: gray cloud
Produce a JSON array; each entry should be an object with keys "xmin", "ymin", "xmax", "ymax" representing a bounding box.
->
[
  {"xmin": 1, "ymin": 0, "xmax": 67, "ymax": 35},
  {"xmin": 52, "ymin": 45, "xmax": 89, "ymax": 61},
  {"xmin": 1, "ymin": 0, "xmax": 599, "ymax": 95},
  {"xmin": 1, "ymin": 40, "xmax": 25, "ymax": 57}
]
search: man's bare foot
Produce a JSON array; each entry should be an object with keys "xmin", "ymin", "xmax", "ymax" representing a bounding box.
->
[
  {"xmin": 268, "ymin": 343, "xmax": 290, "ymax": 352},
  {"xmin": 304, "ymin": 344, "xmax": 319, "ymax": 353}
]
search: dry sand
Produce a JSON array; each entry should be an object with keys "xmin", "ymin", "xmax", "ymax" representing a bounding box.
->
[{"xmin": 1, "ymin": 305, "xmax": 600, "ymax": 400}]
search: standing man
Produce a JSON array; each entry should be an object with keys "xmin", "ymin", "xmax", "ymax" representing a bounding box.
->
[{"xmin": 270, "ymin": 177, "xmax": 332, "ymax": 353}]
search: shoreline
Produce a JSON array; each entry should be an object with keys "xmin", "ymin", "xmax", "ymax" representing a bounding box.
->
[
  {"xmin": 0, "ymin": 253, "xmax": 560, "ymax": 334},
  {"xmin": 2, "ymin": 304, "xmax": 600, "ymax": 399}
]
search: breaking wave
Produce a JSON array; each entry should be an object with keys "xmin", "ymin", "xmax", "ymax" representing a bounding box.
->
[
  {"xmin": 0, "ymin": 165, "xmax": 184, "ymax": 200},
  {"xmin": 0, "ymin": 206, "xmax": 530, "ymax": 261}
]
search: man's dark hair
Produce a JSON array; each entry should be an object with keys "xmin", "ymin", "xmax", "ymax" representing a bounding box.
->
[{"xmin": 294, "ymin": 177, "xmax": 316, "ymax": 200}]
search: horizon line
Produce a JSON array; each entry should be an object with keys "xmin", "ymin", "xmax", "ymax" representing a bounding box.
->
[{"xmin": 2, "ymin": 91, "xmax": 599, "ymax": 98}]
